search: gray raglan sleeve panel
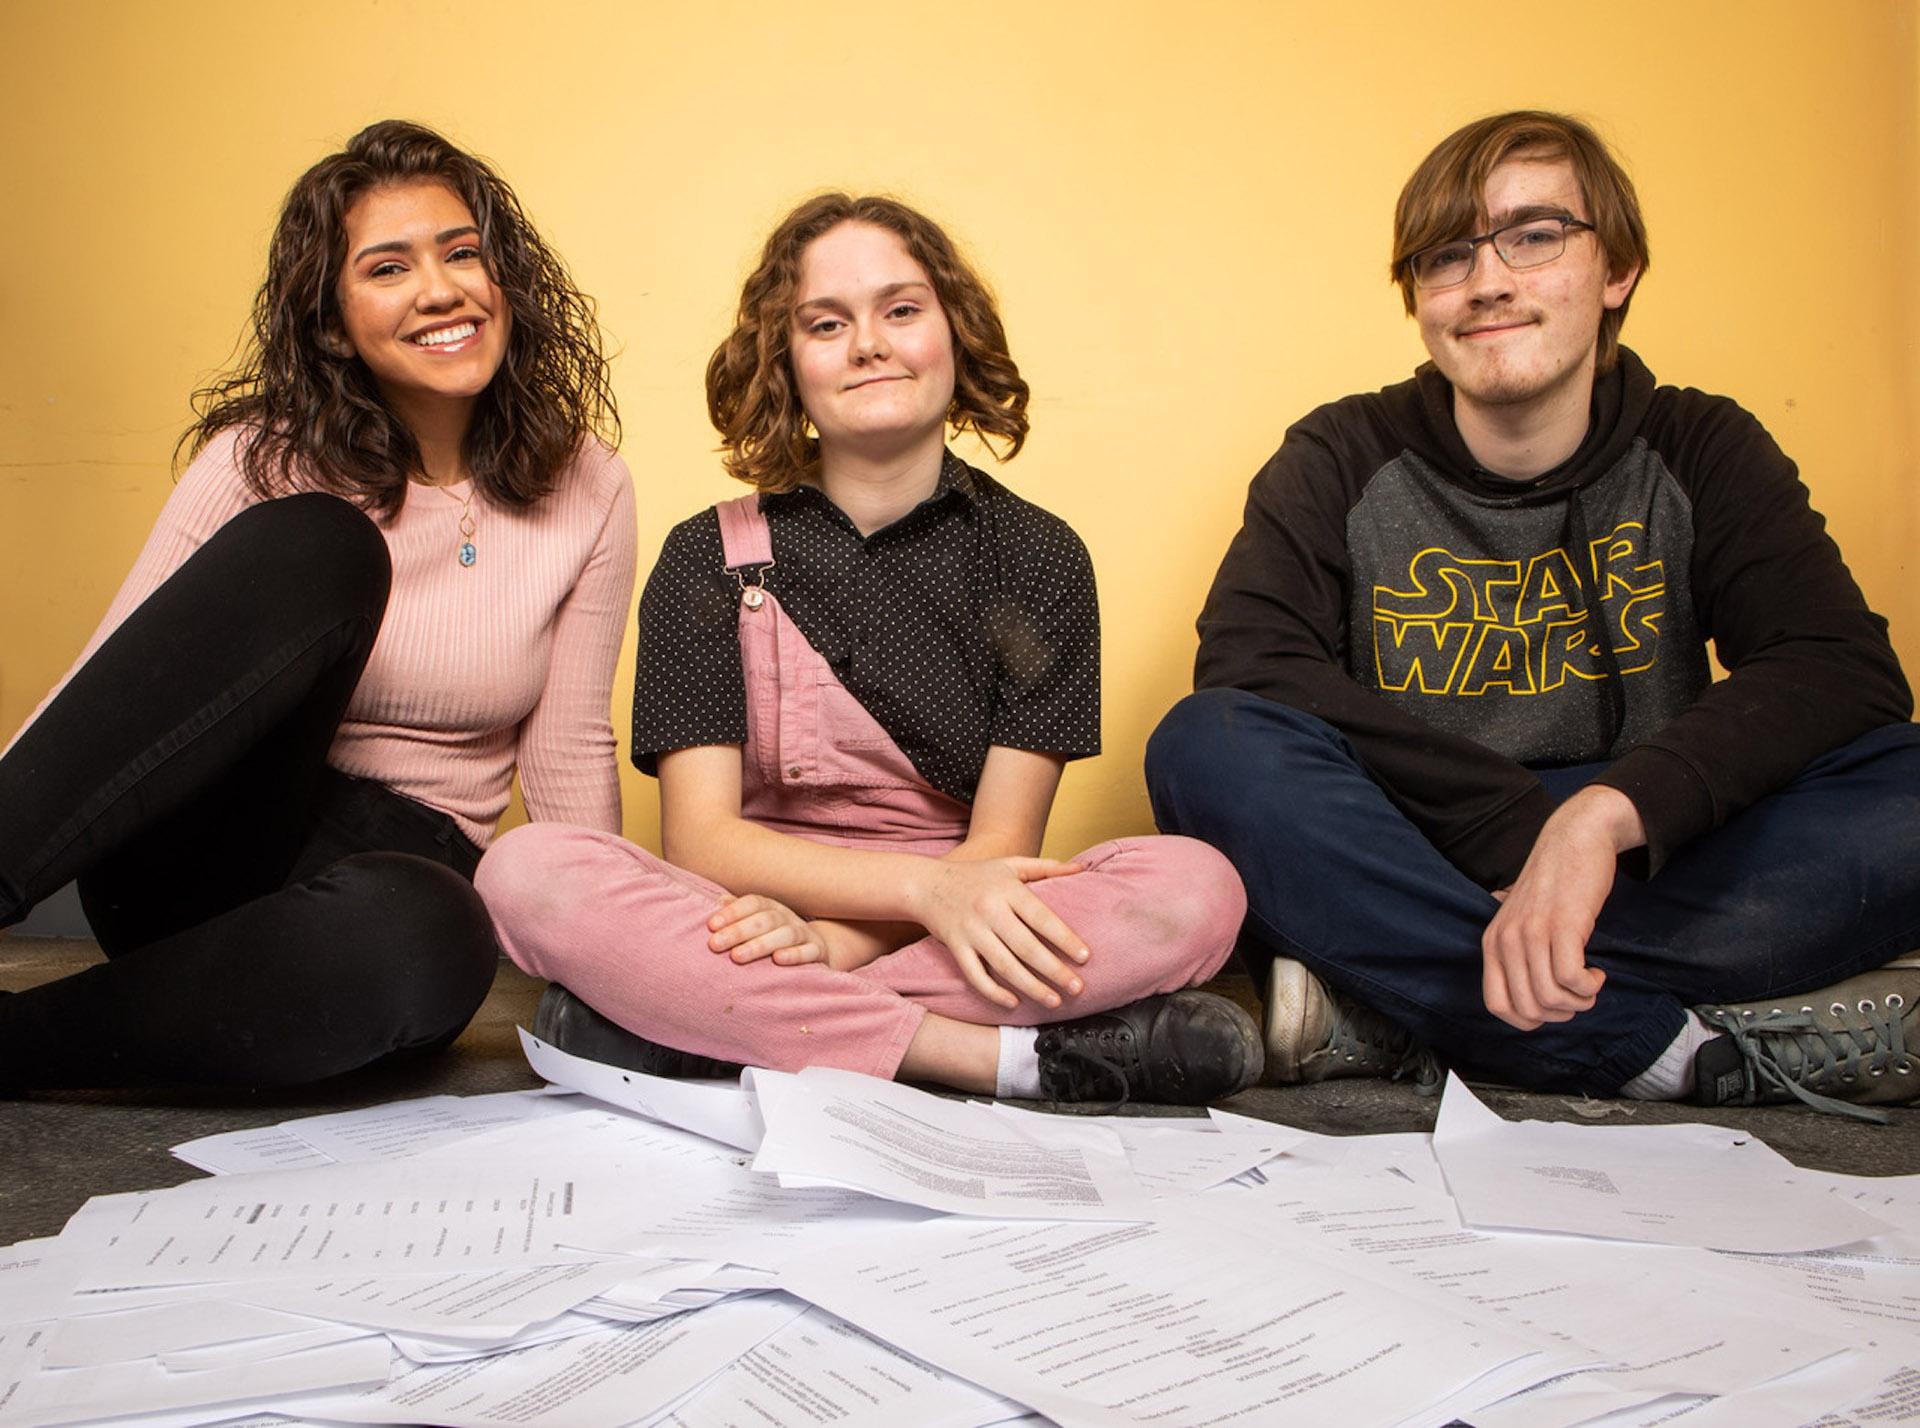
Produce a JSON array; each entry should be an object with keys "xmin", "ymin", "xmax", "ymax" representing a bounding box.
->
[{"xmin": 1196, "ymin": 404, "xmax": 1557, "ymax": 890}]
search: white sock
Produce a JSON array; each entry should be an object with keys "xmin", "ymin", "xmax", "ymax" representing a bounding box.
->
[
  {"xmin": 995, "ymin": 1026, "xmax": 1042, "ymax": 1099},
  {"xmin": 1620, "ymin": 1012, "xmax": 1717, "ymax": 1100}
]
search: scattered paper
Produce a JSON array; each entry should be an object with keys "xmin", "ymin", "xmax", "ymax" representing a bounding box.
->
[
  {"xmin": 987, "ymin": 1102, "xmax": 1299, "ymax": 1194},
  {"xmin": 753, "ymin": 1067, "xmax": 1150, "ymax": 1219},
  {"xmin": 1212, "ymin": 1164, "xmax": 1852, "ymax": 1398},
  {"xmin": 4, "ymin": 1024, "xmax": 1911, "ymax": 1428},
  {"xmin": 647, "ymin": 1304, "xmax": 1017, "ymax": 1428},
  {"xmin": 1, "ymin": 1331, "xmax": 390, "ymax": 1428},
  {"xmin": 1431, "ymin": 1074, "xmax": 1891, "ymax": 1252},
  {"xmin": 69, "ymin": 1159, "xmax": 621, "ymax": 1290},
  {"xmin": 275, "ymin": 1293, "xmax": 805, "ymax": 1428},
  {"xmin": 521, "ymin": 1029, "xmax": 763, "ymax": 1152},
  {"xmin": 170, "ymin": 1126, "xmax": 338, "ymax": 1177},
  {"xmin": 238, "ymin": 1261, "xmax": 649, "ymax": 1341},
  {"xmin": 780, "ymin": 1209, "xmax": 1579, "ymax": 1427},
  {"xmin": 276, "ymin": 1091, "xmax": 579, "ymax": 1164}
]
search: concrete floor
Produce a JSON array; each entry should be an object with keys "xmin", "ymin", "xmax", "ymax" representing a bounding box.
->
[{"xmin": 3, "ymin": 937, "xmax": 1915, "ymax": 1245}]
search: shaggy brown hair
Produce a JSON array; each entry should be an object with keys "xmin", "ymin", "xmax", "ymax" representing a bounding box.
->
[
  {"xmin": 706, "ymin": 194, "xmax": 1028, "ymax": 492},
  {"xmin": 1391, "ymin": 110, "xmax": 1650, "ymax": 373},
  {"xmin": 185, "ymin": 120, "xmax": 618, "ymax": 516}
]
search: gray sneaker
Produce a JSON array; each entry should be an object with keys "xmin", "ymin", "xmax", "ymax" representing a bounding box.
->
[
  {"xmin": 1264, "ymin": 958, "xmax": 1441, "ymax": 1091},
  {"xmin": 1693, "ymin": 969, "xmax": 1919, "ymax": 1123}
]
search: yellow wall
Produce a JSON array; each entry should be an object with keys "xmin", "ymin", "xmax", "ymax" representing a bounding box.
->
[{"xmin": 3, "ymin": 0, "xmax": 1915, "ymax": 858}]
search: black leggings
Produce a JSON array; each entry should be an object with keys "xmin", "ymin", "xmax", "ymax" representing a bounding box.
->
[{"xmin": 0, "ymin": 494, "xmax": 499, "ymax": 1090}]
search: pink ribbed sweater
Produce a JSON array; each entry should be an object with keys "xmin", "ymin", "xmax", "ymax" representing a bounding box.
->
[{"xmin": 22, "ymin": 429, "xmax": 637, "ymax": 846}]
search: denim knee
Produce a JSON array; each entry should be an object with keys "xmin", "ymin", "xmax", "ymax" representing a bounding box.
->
[
  {"xmin": 1817, "ymin": 721, "xmax": 1920, "ymax": 796},
  {"xmin": 1146, "ymin": 689, "xmax": 1345, "ymax": 829}
]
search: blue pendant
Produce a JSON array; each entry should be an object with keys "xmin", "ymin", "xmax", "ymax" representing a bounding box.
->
[{"xmin": 459, "ymin": 542, "xmax": 477, "ymax": 567}]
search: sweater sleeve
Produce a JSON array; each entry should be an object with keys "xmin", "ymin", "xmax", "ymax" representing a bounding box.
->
[
  {"xmin": 1589, "ymin": 396, "xmax": 1911, "ymax": 872},
  {"xmin": 1195, "ymin": 424, "xmax": 1555, "ymax": 889},
  {"xmin": 7, "ymin": 431, "xmax": 256, "ymax": 755},
  {"xmin": 513, "ymin": 450, "xmax": 638, "ymax": 833}
]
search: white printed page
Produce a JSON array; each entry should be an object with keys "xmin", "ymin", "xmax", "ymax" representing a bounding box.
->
[
  {"xmin": 279, "ymin": 1090, "xmax": 580, "ymax": 1163},
  {"xmin": 1654, "ymin": 1349, "xmax": 1920, "ymax": 1428},
  {"xmin": 170, "ymin": 1125, "xmax": 339, "ymax": 1176},
  {"xmin": 753, "ymin": 1067, "xmax": 1149, "ymax": 1219},
  {"xmin": 416, "ymin": 1107, "xmax": 935, "ymax": 1269},
  {"xmin": 40, "ymin": 1300, "xmax": 341, "ymax": 1368},
  {"xmin": 1800, "ymin": 1168, "xmax": 1920, "ymax": 1236},
  {"xmin": 986, "ymin": 1102, "xmax": 1301, "ymax": 1195},
  {"xmin": 276, "ymin": 1293, "xmax": 806, "ymax": 1428},
  {"xmin": 236, "ymin": 1261, "xmax": 649, "ymax": 1340},
  {"xmin": 0, "ymin": 1331, "xmax": 390, "ymax": 1428},
  {"xmin": 0, "ymin": 1245, "xmax": 84, "ymax": 1331},
  {"xmin": 779, "ymin": 1210, "xmax": 1565, "ymax": 1427},
  {"xmin": 1210, "ymin": 1165, "xmax": 1853, "ymax": 1398},
  {"xmin": 171, "ymin": 1092, "xmax": 580, "ymax": 1176},
  {"xmin": 69, "ymin": 1159, "xmax": 627, "ymax": 1290},
  {"xmin": 522, "ymin": 1029, "xmax": 764, "ymax": 1152},
  {"xmin": 385, "ymin": 1311, "xmax": 607, "ymax": 1366},
  {"xmin": 1431, "ymin": 1074, "xmax": 1890, "ymax": 1252},
  {"xmin": 1465, "ymin": 1377, "xmax": 1684, "ymax": 1428},
  {"xmin": 1700, "ymin": 1234, "xmax": 1920, "ymax": 1333},
  {"xmin": 651, "ymin": 1305, "xmax": 1018, "ymax": 1428}
]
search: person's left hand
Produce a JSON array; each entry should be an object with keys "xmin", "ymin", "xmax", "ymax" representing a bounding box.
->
[
  {"xmin": 1480, "ymin": 785, "xmax": 1644, "ymax": 1031},
  {"xmin": 708, "ymin": 894, "xmax": 831, "ymax": 967}
]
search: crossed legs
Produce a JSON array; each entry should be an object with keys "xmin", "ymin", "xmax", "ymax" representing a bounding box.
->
[
  {"xmin": 1145, "ymin": 689, "xmax": 1920, "ymax": 1095},
  {"xmin": 476, "ymin": 826, "xmax": 1245, "ymax": 1088}
]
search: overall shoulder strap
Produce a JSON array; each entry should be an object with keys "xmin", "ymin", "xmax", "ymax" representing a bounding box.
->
[{"xmin": 714, "ymin": 494, "xmax": 774, "ymax": 570}]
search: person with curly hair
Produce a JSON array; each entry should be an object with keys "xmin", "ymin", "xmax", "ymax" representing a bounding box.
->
[
  {"xmin": 0, "ymin": 120, "xmax": 636, "ymax": 1091},
  {"xmin": 476, "ymin": 195, "xmax": 1260, "ymax": 1106}
]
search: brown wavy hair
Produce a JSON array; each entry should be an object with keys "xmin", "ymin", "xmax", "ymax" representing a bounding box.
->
[
  {"xmin": 1391, "ymin": 110, "xmax": 1650, "ymax": 373},
  {"xmin": 185, "ymin": 119, "xmax": 618, "ymax": 516},
  {"xmin": 706, "ymin": 194, "xmax": 1028, "ymax": 492}
]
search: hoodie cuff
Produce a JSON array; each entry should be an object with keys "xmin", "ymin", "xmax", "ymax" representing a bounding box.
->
[
  {"xmin": 1589, "ymin": 746, "xmax": 1716, "ymax": 878},
  {"xmin": 1439, "ymin": 784, "xmax": 1557, "ymax": 891}
]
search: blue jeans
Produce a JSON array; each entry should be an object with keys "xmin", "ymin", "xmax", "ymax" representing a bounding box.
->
[{"xmin": 1145, "ymin": 689, "xmax": 1920, "ymax": 1093}]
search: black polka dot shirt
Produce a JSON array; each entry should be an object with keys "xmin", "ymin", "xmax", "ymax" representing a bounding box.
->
[{"xmin": 632, "ymin": 452, "xmax": 1101, "ymax": 804}]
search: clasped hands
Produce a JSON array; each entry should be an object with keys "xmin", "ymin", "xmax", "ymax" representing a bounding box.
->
[
  {"xmin": 703, "ymin": 856, "xmax": 1091, "ymax": 1012},
  {"xmin": 1480, "ymin": 784, "xmax": 1645, "ymax": 1032}
]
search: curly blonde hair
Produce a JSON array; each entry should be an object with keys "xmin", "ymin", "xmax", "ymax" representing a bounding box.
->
[{"xmin": 706, "ymin": 194, "xmax": 1028, "ymax": 491}]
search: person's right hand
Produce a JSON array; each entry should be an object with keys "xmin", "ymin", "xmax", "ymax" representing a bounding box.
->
[
  {"xmin": 707, "ymin": 894, "xmax": 830, "ymax": 967},
  {"xmin": 1480, "ymin": 786, "xmax": 1635, "ymax": 1030},
  {"xmin": 909, "ymin": 858, "xmax": 1089, "ymax": 1010}
]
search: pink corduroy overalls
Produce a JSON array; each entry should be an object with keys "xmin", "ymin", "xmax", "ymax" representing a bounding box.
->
[{"xmin": 479, "ymin": 495, "xmax": 1246, "ymax": 1078}]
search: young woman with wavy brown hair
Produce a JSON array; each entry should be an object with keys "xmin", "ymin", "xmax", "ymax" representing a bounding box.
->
[
  {"xmin": 477, "ymin": 194, "xmax": 1260, "ymax": 1107},
  {"xmin": 0, "ymin": 121, "xmax": 635, "ymax": 1091}
]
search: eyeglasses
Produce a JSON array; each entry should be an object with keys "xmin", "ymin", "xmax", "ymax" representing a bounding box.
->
[{"xmin": 1406, "ymin": 215, "xmax": 1597, "ymax": 291}]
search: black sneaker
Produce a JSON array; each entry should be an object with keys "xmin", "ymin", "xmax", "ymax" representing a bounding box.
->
[
  {"xmin": 1034, "ymin": 990, "xmax": 1264, "ymax": 1107},
  {"xmin": 1692, "ymin": 969, "xmax": 1918, "ymax": 1123},
  {"xmin": 532, "ymin": 983, "xmax": 744, "ymax": 1080}
]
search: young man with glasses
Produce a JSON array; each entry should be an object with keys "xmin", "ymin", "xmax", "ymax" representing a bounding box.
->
[{"xmin": 1147, "ymin": 110, "xmax": 1920, "ymax": 1119}]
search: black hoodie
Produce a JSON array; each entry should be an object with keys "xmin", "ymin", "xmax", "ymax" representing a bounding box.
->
[{"xmin": 1195, "ymin": 348, "xmax": 1910, "ymax": 889}]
